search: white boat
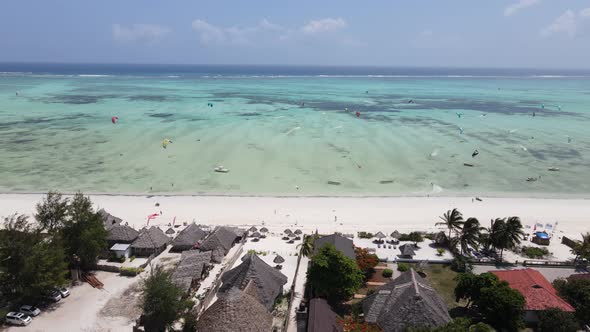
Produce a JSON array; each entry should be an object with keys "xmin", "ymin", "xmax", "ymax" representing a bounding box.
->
[{"xmin": 214, "ymin": 166, "xmax": 229, "ymax": 173}]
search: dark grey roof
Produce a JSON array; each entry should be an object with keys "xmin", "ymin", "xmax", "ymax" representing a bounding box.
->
[
  {"xmin": 98, "ymin": 208, "xmax": 122, "ymax": 229},
  {"xmin": 399, "ymin": 244, "xmax": 417, "ymax": 257},
  {"xmin": 273, "ymin": 255, "xmax": 285, "ymax": 264},
  {"xmin": 251, "ymin": 231, "xmax": 261, "ymax": 238},
  {"xmin": 220, "ymin": 253, "xmax": 288, "ymax": 310},
  {"xmin": 199, "ymin": 227, "xmax": 237, "ymax": 252},
  {"xmin": 107, "ymin": 225, "xmax": 139, "ymax": 243},
  {"xmin": 171, "ymin": 251, "xmax": 212, "ymax": 293},
  {"xmin": 171, "ymin": 223, "xmax": 206, "ymax": 249},
  {"xmin": 294, "ymin": 229, "xmax": 302, "ymax": 235},
  {"xmin": 165, "ymin": 227, "xmax": 175, "ymax": 235},
  {"xmin": 248, "ymin": 226, "xmax": 258, "ymax": 232},
  {"xmin": 375, "ymin": 231, "xmax": 387, "ymax": 239},
  {"xmin": 391, "ymin": 231, "xmax": 401, "ymax": 239},
  {"xmin": 260, "ymin": 227, "xmax": 268, "ymax": 233},
  {"xmin": 314, "ymin": 233, "xmax": 356, "ymax": 260},
  {"xmin": 362, "ymin": 269, "xmax": 451, "ymax": 332},
  {"xmin": 197, "ymin": 285, "xmax": 272, "ymax": 332},
  {"xmin": 130, "ymin": 226, "xmax": 169, "ymax": 249},
  {"xmin": 308, "ymin": 298, "xmax": 343, "ymax": 332},
  {"xmin": 284, "ymin": 229, "xmax": 292, "ymax": 234}
]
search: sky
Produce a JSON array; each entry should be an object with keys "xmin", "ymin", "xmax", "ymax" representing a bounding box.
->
[{"xmin": 1, "ymin": 0, "xmax": 590, "ymax": 68}]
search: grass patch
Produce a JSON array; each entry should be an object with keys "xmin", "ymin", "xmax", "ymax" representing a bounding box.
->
[
  {"xmin": 423, "ymin": 264, "xmax": 463, "ymax": 308},
  {"xmin": 521, "ymin": 246, "xmax": 550, "ymax": 259}
]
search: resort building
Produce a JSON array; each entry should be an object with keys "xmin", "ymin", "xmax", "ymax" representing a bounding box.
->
[
  {"xmin": 219, "ymin": 253, "xmax": 288, "ymax": 310},
  {"xmin": 314, "ymin": 233, "xmax": 355, "ymax": 260},
  {"xmin": 171, "ymin": 223, "xmax": 206, "ymax": 252},
  {"xmin": 199, "ymin": 226, "xmax": 239, "ymax": 263},
  {"xmin": 98, "ymin": 208, "xmax": 122, "ymax": 230},
  {"xmin": 171, "ymin": 250, "xmax": 212, "ymax": 294},
  {"xmin": 491, "ymin": 269, "xmax": 575, "ymax": 324},
  {"xmin": 106, "ymin": 224, "xmax": 139, "ymax": 248},
  {"xmin": 307, "ymin": 298, "xmax": 343, "ymax": 332},
  {"xmin": 363, "ymin": 269, "xmax": 451, "ymax": 332},
  {"xmin": 398, "ymin": 243, "xmax": 417, "ymax": 259},
  {"xmin": 130, "ymin": 226, "xmax": 170, "ymax": 257}
]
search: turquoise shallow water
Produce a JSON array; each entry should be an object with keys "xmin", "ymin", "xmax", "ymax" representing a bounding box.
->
[{"xmin": 1, "ymin": 67, "xmax": 590, "ymax": 195}]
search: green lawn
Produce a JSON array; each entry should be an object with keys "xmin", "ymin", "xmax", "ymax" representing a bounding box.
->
[{"xmin": 423, "ymin": 264, "xmax": 464, "ymax": 308}]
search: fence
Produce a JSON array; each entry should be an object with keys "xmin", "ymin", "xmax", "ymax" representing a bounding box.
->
[
  {"xmin": 283, "ymin": 247, "xmax": 305, "ymax": 332},
  {"xmin": 523, "ymin": 259, "xmax": 576, "ymax": 267}
]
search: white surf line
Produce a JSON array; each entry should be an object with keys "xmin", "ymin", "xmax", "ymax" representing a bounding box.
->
[{"xmin": 285, "ymin": 126, "xmax": 301, "ymax": 135}]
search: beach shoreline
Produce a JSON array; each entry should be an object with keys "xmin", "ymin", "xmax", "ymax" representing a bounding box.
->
[{"xmin": 1, "ymin": 193, "xmax": 588, "ymax": 241}]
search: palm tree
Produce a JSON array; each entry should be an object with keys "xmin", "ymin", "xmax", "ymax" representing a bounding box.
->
[
  {"xmin": 459, "ymin": 217, "xmax": 482, "ymax": 255},
  {"xmin": 436, "ymin": 208, "xmax": 464, "ymax": 241},
  {"xmin": 571, "ymin": 232, "xmax": 590, "ymax": 262},
  {"xmin": 493, "ymin": 216, "xmax": 525, "ymax": 262},
  {"xmin": 297, "ymin": 234, "xmax": 316, "ymax": 257}
]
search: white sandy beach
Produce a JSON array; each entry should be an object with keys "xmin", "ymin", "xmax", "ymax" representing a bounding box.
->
[{"xmin": 1, "ymin": 194, "xmax": 588, "ymax": 240}]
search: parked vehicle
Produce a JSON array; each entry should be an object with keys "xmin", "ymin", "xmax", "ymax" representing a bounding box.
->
[
  {"xmin": 44, "ymin": 290, "xmax": 62, "ymax": 302},
  {"xmin": 6, "ymin": 312, "xmax": 32, "ymax": 326},
  {"xmin": 56, "ymin": 287, "xmax": 70, "ymax": 298},
  {"xmin": 19, "ymin": 305, "xmax": 41, "ymax": 317}
]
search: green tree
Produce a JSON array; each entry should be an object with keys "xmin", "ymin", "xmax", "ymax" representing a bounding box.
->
[
  {"xmin": 571, "ymin": 232, "xmax": 590, "ymax": 262},
  {"xmin": 35, "ymin": 191, "xmax": 68, "ymax": 234},
  {"xmin": 142, "ymin": 265, "xmax": 189, "ymax": 332},
  {"xmin": 408, "ymin": 231, "xmax": 424, "ymax": 245},
  {"xmin": 454, "ymin": 272, "xmax": 498, "ymax": 307},
  {"xmin": 436, "ymin": 209, "xmax": 464, "ymax": 241},
  {"xmin": 61, "ymin": 192, "xmax": 107, "ymax": 270},
  {"xmin": 355, "ymin": 246, "xmax": 379, "ymax": 279},
  {"xmin": 538, "ymin": 308, "xmax": 580, "ymax": 332},
  {"xmin": 307, "ymin": 244, "xmax": 363, "ymax": 305},
  {"xmin": 476, "ymin": 281, "xmax": 525, "ymax": 331},
  {"xmin": 0, "ymin": 214, "xmax": 67, "ymax": 302},
  {"xmin": 489, "ymin": 217, "xmax": 525, "ymax": 261},
  {"xmin": 459, "ymin": 218, "xmax": 482, "ymax": 255},
  {"xmin": 553, "ymin": 278, "xmax": 590, "ymax": 324},
  {"xmin": 297, "ymin": 234, "xmax": 317, "ymax": 257}
]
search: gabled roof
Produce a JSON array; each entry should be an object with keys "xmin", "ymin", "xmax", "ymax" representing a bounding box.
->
[
  {"xmin": 219, "ymin": 253, "xmax": 288, "ymax": 310},
  {"xmin": 314, "ymin": 233, "xmax": 355, "ymax": 260},
  {"xmin": 308, "ymin": 298, "xmax": 343, "ymax": 332},
  {"xmin": 98, "ymin": 208, "xmax": 122, "ymax": 229},
  {"xmin": 363, "ymin": 269, "xmax": 451, "ymax": 332},
  {"xmin": 199, "ymin": 227, "xmax": 237, "ymax": 252},
  {"xmin": 171, "ymin": 223, "xmax": 206, "ymax": 249},
  {"xmin": 130, "ymin": 226, "xmax": 169, "ymax": 249},
  {"xmin": 399, "ymin": 244, "xmax": 417, "ymax": 257},
  {"xmin": 491, "ymin": 268, "xmax": 575, "ymax": 312},
  {"xmin": 196, "ymin": 285, "xmax": 272, "ymax": 332},
  {"xmin": 171, "ymin": 251, "xmax": 212, "ymax": 293},
  {"xmin": 107, "ymin": 225, "xmax": 139, "ymax": 243}
]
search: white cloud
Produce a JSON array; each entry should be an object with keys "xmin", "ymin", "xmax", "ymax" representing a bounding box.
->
[
  {"xmin": 504, "ymin": 0, "xmax": 541, "ymax": 17},
  {"xmin": 112, "ymin": 24, "xmax": 170, "ymax": 43},
  {"xmin": 191, "ymin": 19, "xmax": 287, "ymax": 45},
  {"xmin": 541, "ymin": 9, "xmax": 590, "ymax": 37},
  {"xmin": 301, "ymin": 18, "xmax": 346, "ymax": 34}
]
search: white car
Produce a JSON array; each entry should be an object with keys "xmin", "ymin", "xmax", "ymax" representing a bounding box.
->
[
  {"xmin": 6, "ymin": 312, "xmax": 32, "ymax": 326},
  {"xmin": 45, "ymin": 290, "xmax": 62, "ymax": 302},
  {"xmin": 56, "ymin": 287, "xmax": 70, "ymax": 298},
  {"xmin": 19, "ymin": 305, "xmax": 41, "ymax": 317}
]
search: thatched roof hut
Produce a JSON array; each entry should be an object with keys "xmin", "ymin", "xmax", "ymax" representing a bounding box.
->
[
  {"xmin": 308, "ymin": 298, "xmax": 343, "ymax": 332},
  {"xmin": 130, "ymin": 226, "xmax": 170, "ymax": 257},
  {"xmin": 171, "ymin": 223, "xmax": 206, "ymax": 252},
  {"xmin": 196, "ymin": 284, "xmax": 272, "ymax": 332},
  {"xmin": 165, "ymin": 227, "xmax": 175, "ymax": 235},
  {"xmin": 250, "ymin": 231, "xmax": 261, "ymax": 238},
  {"xmin": 375, "ymin": 231, "xmax": 387, "ymax": 239},
  {"xmin": 260, "ymin": 227, "xmax": 268, "ymax": 233},
  {"xmin": 363, "ymin": 269, "xmax": 451, "ymax": 332},
  {"xmin": 171, "ymin": 251, "xmax": 212, "ymax": 293},
  {"xmin": 284, "ymin": 228, "xmax": 292, "ymax": 234},
  {"xmin": 199, "ymin": 227, "xmax": 238, "ymax": 262},
  {"xmin": 98, "ymin": 208, "xmax": 122, "ymax": 230},
  {"xmin": 314, "ymin": 233, "xmax": 355, "ymax": 260},
  {"xmin": 399, "ymin": 244, "xmax": 417, "ymax": 258},
  {"xmin": 248, "ymin": 226, "xmax": 258, "ymax": 232},
  {"xmin": 220, "ymin": 253, "xmax": 288, "ymax": 310},
  {"xmin": 294, "ymin": 229, "xmax": 302, "ymax": 235},
  {"xmin": 107, "ymin": 225, "xmax": 139, "ymax": 245},
  {"xmin": 273, "ymin": 255, "xmax": 285, "ymax": 264},
  {"xmin": 391, "ymin": 230, "xmax": 401, "ymax": 239}
]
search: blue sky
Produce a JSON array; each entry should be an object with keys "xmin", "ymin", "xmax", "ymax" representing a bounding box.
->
[{"xmin": 1, "ymin": 0, "xmax": 589, "ymax": 68}]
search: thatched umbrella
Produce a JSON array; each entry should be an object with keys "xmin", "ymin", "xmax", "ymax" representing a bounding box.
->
[
  {"xmin": 260, "ymin": 227, "xmax": 269, "ymax": 233},
  {"xmin": 165, "ymin": 227, "xmax": 176, "ymax": 235},
  {"xmin": 375, "ymin": 231, "xmax": 386, "ymax": 239},
  {"xmin": 284, "ymin": 229, "xmax": 292, "ymax": 234},
  {"xmin": 294, "ymin": 229, "xmax": 302, "ymax": 235},
  {"xmin": 391, "ymin": 230, "xmax": 401, "ymax": 239},
  {"xmin": 251, "ymin": 231, "xmax": 261, "ymax": 238},
  {"xmin": 248, "ymin": 226, "xmax": 258, "ymax": 232},
  {"xmin": 289, "ymin": 232, "xmax": 297, "ymax": 238},
  {"xmin": 273, "ymin": 255, "xmax": 285, "ymax": 264}
]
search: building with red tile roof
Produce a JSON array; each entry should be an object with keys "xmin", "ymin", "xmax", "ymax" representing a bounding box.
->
[{"xmin": 491, "ymin": 268, "xmax": 574, "ymax": 324}]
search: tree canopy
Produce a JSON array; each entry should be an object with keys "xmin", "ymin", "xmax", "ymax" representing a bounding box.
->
[
  {"xmin": 355, "ymin": 246, "xmax": 379, "ymax": 279},
  {"xmin": 553, "ymin": 278, "xmax": 590, "ymax": 324},
  {"xmin": 477, "ymin": 281, "xmax": 525, "ymax": 331},
  {"xmin": 308, "ymin": 244, "xmax": 364, "ymax": 305},
  {"xmin": 538, "ymin": 308, "xmax": 580, "ymax": 332},
  {"xmin": 436, "ymin": 209, "xmax": 464, "ymax": 240},
  {"xmin": 454, "ymin": 272, "xmax": 498, "ymax": 307}
]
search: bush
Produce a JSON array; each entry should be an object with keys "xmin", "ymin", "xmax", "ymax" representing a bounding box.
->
[
  {"xmin": 400, "ymin": 232, "xmax": 423, "ymax": 243},
  {"xmin": 521, "ymin": 246, "xmax": 550, "ymax": 258},
  {"xmin": 358, "ymin": 231, "xmax": 374, "ymax": 239},
  {"xmin": 120, "ymin": 267, "xmax": 144, "ymax": 276},
  {"xmin": 436, "ymin": 248, "xmax": 445, "ymax": 256},
  {"xmin": 397, "ymin": 263, "xmax": 410, "ymax": 272},
  {"xmin": 382, "ymin": 268, "xmax": 393, "ymax": 278},
  {"xmin": 451, "ymin": 256, "xmax": 472, "ymax": 273},
  {"xmin": 130, "ymin": 256, "xmax": 136, "ymax": 262}
]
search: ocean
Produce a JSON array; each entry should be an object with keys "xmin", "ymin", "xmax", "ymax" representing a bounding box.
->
[{"xmin": 1, "ymin": 63, "xmax": 590, "ymax": 196}]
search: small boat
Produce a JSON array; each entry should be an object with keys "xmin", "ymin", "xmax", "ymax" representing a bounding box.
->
[
  {"xmin": 379, "ymin": 180, "xmax": 394, "ymax": 184},
  {"xmin": 475, "ymin": 197, "xmax": 483, "ymax": 202},
  {"xmin": 214, "ymin": 166, "xmax": 229, "ymax": 173},
  {"xmin": 463, "ymin": 163, "xmax": 474, "ymax": 167},
  {"xmin": 548, "ymin": 167, "xmax": 560, "ymax": 171},
  {"xmin": 327, "ymin": 181, "xmax": 341, "ymax": 185},
  {"xmin": 526, "ymin": 177, "xmax": 538, "ymax": 182}
]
